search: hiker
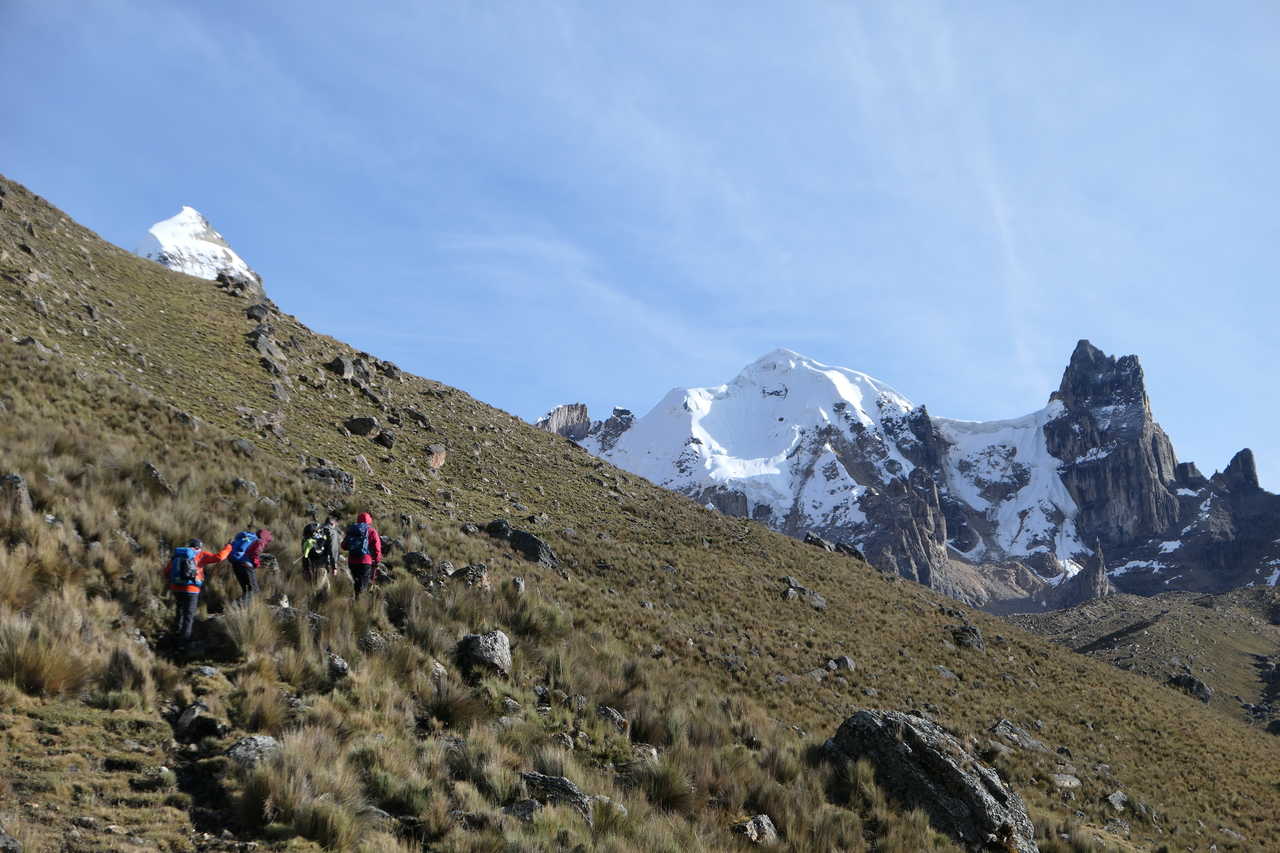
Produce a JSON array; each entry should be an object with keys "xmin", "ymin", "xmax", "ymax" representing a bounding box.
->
[
  {"xmin": 165, "ymin": 537, "xmax": 232, "ymax": 646},
  {"xmin": 341, "ymin": 511, "xmax": 383, "ymax": 596},
  {"xmin": 228, "ymin": 528, "xmax": 272, "ymax": 603},
  {"xmin": 301, "ymin": 516, "xmax": 340, "ymax": 588}
]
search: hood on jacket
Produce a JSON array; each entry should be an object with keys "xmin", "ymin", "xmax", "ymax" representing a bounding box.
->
[
  {"xmin": 356, "ymin": 512, "xmax": 373, "ymax": 525},
  {"xmin": 256, "ymin": 529, "xmax": 273, "ymax": 546}
]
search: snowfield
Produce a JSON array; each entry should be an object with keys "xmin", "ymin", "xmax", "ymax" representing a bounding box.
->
[
  {"xmin": 581, "ymin": 348, "xmax": 1095, "ymax": 567},
  {"xmin": 137, "ymin": 206, "xmax": 259, "ymax": 283}
]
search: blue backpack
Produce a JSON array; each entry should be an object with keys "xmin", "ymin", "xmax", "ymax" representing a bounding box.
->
[
  {"xmin": 169, "ymin": 547, "xmax": 201, "ymax": 587},
  {"xmin": 229, "ymin": 530, "xmax": 258, "ymax": 562},
  {"xmin": 343, "ymin": 522, "xmax": 370, "ymax": 557}
]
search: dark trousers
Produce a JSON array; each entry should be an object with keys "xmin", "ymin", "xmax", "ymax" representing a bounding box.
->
[
  {"xmin": 173, "ymin": 592, "xmax": 199, "ymax": 643},
  {"xmin": 231, "ymin": 560, "xmax": 258, "ymax": 602},
  {"xmin": 352, "ymin": 564, "xmax": 374, "ymax": 596}
]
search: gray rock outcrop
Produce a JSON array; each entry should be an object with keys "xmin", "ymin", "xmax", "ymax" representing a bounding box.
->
[
  {"xmin": 456, "ymin": 630, "xmax": 512, "ymax": 678},
  {"xmin": 226, "ymin": 735, "xmax": 282, "ymax": 769},
  {"xmin": 830, "ymin": 710, "xmax": 1038, "ymax": 853}
]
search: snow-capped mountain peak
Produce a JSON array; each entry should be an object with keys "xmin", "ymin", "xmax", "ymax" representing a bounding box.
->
[
  {"xmin": 538, "ymin": 341, "xmax": 1280, "ymax": 612},
  {"xmin": 137, "ymin": 206, "xmax": 260, "ymax": 284}
]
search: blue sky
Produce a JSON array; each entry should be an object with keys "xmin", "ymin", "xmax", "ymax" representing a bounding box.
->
[{"xmin": 4, "ymin": 1, "xmax": 1279, "ymax": 486}]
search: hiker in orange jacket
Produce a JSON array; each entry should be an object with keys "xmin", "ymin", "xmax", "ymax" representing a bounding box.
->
[{"xmin": 164, "ymin": 538, "xmax": 232, "ymax": 646}]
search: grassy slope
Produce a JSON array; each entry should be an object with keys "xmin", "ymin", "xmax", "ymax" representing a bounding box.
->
[
  {"xmin": 1, "ymin": 173, "xmax": 1278, "ymax": 851},
  {"xmin": 1012, "ymin": 589, "xmax": 1280, "ymax": 729}
]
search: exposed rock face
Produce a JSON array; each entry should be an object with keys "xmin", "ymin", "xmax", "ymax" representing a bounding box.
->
[
  {"xmin": 535, "ymin": 403, "xmax": 592, "ymax": 441},
  {"xmin": 1044, "ymin": 341, "xmax": 1179, "ymax": 546},
  {"xmin": 536, "ymin": 404, "xmax": 635, "ymax": 453},
  {"xmin": 546, "ymin": 343, "xmax": 1280, "ymax": 610},
  {"xmin": 830, "ymin": 710, "xmax": 1038, "ymax": 853}
]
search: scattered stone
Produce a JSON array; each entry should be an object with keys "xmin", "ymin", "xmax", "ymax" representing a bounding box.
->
[
  {"xmin": 804, "ymin": 531, "xmax": 837, "ymax": 551},
  {"xmin": 142, "ymin": 460, "xmax": 175, "ymax": 497},
  {"xmin": 990, "ymin": 719, "xmax": 1049, "ymax": 753},
  {"xmin": 830, "ymin": 710, "xmax": 1038, "ymax": 853},
  {"xmin": 452, "ymin": 563, "xmax": 491, "ymax": 590},
  {"xmin": 732, "ymin": 814, "xmax": 779, "ymax": 846},
  {"xmin": 935, "ymin": 665, "xmax": 959, "ymax": 680},
  {"xmin": 829, "ymin": 655, "xmax": 856, "ymax": 672},
  {"xmin": 174, "ymin": 702, "xmax": 223, "ymax": 741},
  {"xmin": 1051, "ymin": 774, "xmax": 1081, "ymax": 790},
  {"xmin": 950, "ymin": 624, "xmax": 985, "ymax": 650},
  {"xmin": 510, "ymin": 576, "xmax": 526, "ymax": 595},
  {"xmin": 226, "ymin": 735, "xmax": 282, "ymax": 770},
  {"xmin": 0, "ymin": 473, "xmax": 33, "ymax": 521},
  {"xmin": 504, "ymin": 798, "xmax": 542, "ymax": 823},
  {"xmin": 327, "ymin": 653, "xmax": 349, "ymax": 680},
  {"xmin": 359, "ymin": 629, "xmax": 389, "ymax": 654},
  {"xmin": 596, "ymin": 705, "xmax": 628, "ymax": 733},
  {"xmin": 191, "ymin": 665, "xmax": 219, "ymax": 679},
  {"xmin": 426, "ymin": 444, "xmax": 448, "ymax": 469},
  {"xmin": 485, "ymin": 518, "xmax": 512, "ymax": 540},
  {"xmin": 1105, "ymin": 790, "xmax": 1128, "ymax": 812},
  {"xmin": 373, "ymin": 430, "xmax": 396, "ymax": 449},
  {"xmin": 510, "ymin": 529, "xmax": 560, "ymax": 568},
  {"xmin": 520, "ymin": 771, "xmax": 593, "ymax": 824},
  {"xmin": 231, "ymin": 477, "xmax": 258, "ymax": 497},
  {"xmin": 456, "ymin": 630, "xmax": 512, "ymax": 678},
  {"xmin": 302, "ymin": 466, "xmax": 355, "ymax": 495},
  {"xmin": 246, "ymin": 303, "xmax": 271, "ymax": 321},
  {"xmin": 231, "ymin": 438, "xmax": 256, "ymax": 458},
  {"xmin": 325, "ymin": 355, "xmax": 355, "ymax": 379},
  {"xmin": 403, "ymin": 552, "xmax": 432, "ymax": 572},
  {"xmin": 16, "ymin": 336, "xmax": 53, "ymax": 356},
  {"xmin": 780, "ymin": 576, "xmax": 827, "ymax": 611},
  {"xmin": 1168, "ymin": 673, "xmax": 1213, "ymax": 703},
  {"xmin": 345, "ymin": 416, "xmax": 380, "ymax": 436}
]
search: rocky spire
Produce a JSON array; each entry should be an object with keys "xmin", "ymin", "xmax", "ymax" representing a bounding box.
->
[
  {"xmin": 1050, "ymin": 339, "xmax": 1148, "ymax": 411},
  {"xmin": 1053, "ymin": 541, "xmax": 1112, "ymax": 609},
  {"xmin": 1218, "ymin": 449, "xmax": 1260, "ymax": 492},
  {"xmin": 1085, "ymin": 540, "xmax": 1111, "ymax": 600}
]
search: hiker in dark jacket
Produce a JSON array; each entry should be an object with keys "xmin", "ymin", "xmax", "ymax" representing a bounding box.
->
[
  {"xmin": 164, "ymin": 538, "xmax": 232, "ymax": 646},
  {"xmin": 341, "ymin": 511, "xmax": 382, "ymax": 596},
  {"xmin": 228, "ymin": 528, "xmax": 272, "ymax": 603},
  {"xmin": 301, "ymin": 517, "xmax": 340, "ymax": 589}
]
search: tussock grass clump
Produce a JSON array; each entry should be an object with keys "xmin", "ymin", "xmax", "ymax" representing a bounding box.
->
[
  {"xmin": 0, "ymin": 595, "xmax": 104, "ymax": 696},
  {"xmin": 240, "ymin": 726, "xmax": 368, "ymax": 848}
]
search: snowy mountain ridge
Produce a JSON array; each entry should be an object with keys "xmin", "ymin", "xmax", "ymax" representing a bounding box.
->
[
  {"xmin": 541, "ymin": 342, "xmax": 1280, "ymax": 611},
  {"xmin": 137, "ymin": 206, "xmax": 260, "ymax": 284}
]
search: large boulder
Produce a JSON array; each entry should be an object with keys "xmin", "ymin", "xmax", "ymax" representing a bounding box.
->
[
  {"xmin": 226, "ymin": 735, "xmax": 282, "ymax": 770},
  {"xmin": 345, "ymin": 416, "xmax": 380, "ymax": 436},
  {"xmin": 1168, "ymin": 673, "xmax": 1213, "ymax": 703},
  {"xmin": 830, "ymin": 710, "xmax": 1038, "ymax": 853},
  {"xmin": 520, "ymin": 771, "xmax": 592, "ymax": 823},
  {"xmin": 456, "ymin": 630, "xmax": 512, "ymax": 678},
  {"xmin": 510, "ymin": 529, "xmax": 559, "ymax": 568},
  {"xmin": 732, "ymin": 814, "xmax": 779, "ymax": 845}
]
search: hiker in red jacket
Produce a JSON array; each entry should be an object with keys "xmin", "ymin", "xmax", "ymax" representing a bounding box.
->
[
  {"xmin": 164, "ymin": 538, "xmax": 232, "ymax": 646},
  {"xmin": 341, "ymin": 512, "xmax": 382, "ymax": 596},
  {"xmin": 227, "ymin": 528, "xmax": 273, "ymax": 604}
]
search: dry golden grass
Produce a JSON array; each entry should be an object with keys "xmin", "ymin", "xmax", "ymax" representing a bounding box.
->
[{"xmin": 0, "ymin": 173, "xmax": 1275, "ymax": 851}]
